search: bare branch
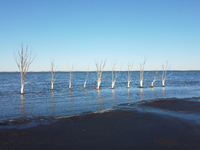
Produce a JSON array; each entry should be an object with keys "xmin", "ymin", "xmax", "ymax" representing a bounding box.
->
[
  {"xmin": 68, "ymin": 64, "xmax": 74, "ymax": 89},
  {"xmin": 14, "ymin": 44, "xmax": 36, "ymax": 94},
  {"xmin": 92, "ymin": 73, "xmax": 98, "ymax": 82},
  {"xmin": 84, "ymin": 66, "xmax": 89, "ymax": 89},
  {"xmin": 162, "ymin": 61, "xmax": 172, "ymax": 87},
  {"xmin": 138, "ymin": 55, "xmax": 148, "ymax": 88},
  {"xmin": 111, "ymin": 61, "xmax": 121, "ymax": 89},
  {"xmin": 50, "ymin": 59, "xmax": 57, "ymax": 90},
  {"xmin": 25, "ymin": 77, "xmax": 37, "ymax": 84},
  {"xmin": 150, "ymin": 71, "xmax": 158, "ymax": 87},
  {"xmin": 94, "ymin": 59, "xmax": 107, "ymax": 89},
  {"xmin": 127, "ymin": 61, "xmax": 133, "ymax": 88}
]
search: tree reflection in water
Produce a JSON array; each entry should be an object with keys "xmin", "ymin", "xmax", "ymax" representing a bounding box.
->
[
  {"xmin": 140, "ymin": 88, "xmax": 144, "ymax": 101},
  {"xmin": 151, "ymin": 87, "xmax": 157, "ymax": 100},
  {"xmin": 162, "ymin": 87, "xmax": 166, "ymax": 98},
  {"xmin": 128, "ymin": 88, "xmax": 131, "ymax": 103},
  {"xmin": 20, "ymin": 94, "xmax": 26, "ymax": 118},
  {"xmin": 112, "ymin": 89, "xmax": 116, "ymax": 106},
  {"xmin": 51, "ymin": 90, "xmax": 55, "ymax": 116},
  {"xmin": 97, "ymin": 90, "xmax": 102, "ymax": 110},
  {"xmin": 68, "ymin": 89, "xmax": 73, "ymax": 113}
]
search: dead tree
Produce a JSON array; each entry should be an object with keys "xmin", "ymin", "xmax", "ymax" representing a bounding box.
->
[
  {"xmin": 84, "ymin": 67, "xmax": 89, "ymax": 89},
  {"xmin": 162, "ymin": 61, "xmax": 172, "ymax": 87},
  {"xmin": 14, "ymin": 44, "xmax": 36, "ymax": 94},
  {"xmin": 50, "ymin": 59, "xmax": 57, "ymax": 90},
  {"xmin": 94, "ymin": 60, "xmax": 106, "ymax": 90},
  {"xmin": 138, "ymin": 56, "xmax": 148, "ymax": 88},
  {"xmin": 150, "ymin": 71, "xmax": 158, "ymax": 87},
  {"xmin": 111, "ymin": 61, "xmax": 121, "ymax": 89},
  {"xmin": 68, "ymin": 64, "xmax": 74, "ymax": 90},
  {"xmin": 127, "ymin": 62, "xmax": 133, "ymax": 88}
]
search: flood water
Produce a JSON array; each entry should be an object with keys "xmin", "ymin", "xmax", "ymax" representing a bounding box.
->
[{"xmin": 0, "ymin": 71, "xmax": 200, "ymax": 122}]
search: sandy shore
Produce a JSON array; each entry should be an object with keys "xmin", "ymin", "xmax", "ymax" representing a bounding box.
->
[{"xmin": 0, "ymin": 98, "xmax": 200, "ymax": 150}]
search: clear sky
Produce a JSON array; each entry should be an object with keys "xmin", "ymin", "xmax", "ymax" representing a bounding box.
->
[{"xmin": 0, "ymin": 0, "xmax": 200, "ymax": 71}]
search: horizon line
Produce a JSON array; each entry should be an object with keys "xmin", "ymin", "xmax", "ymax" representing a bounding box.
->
[{"xmin": 0, "ymin": 69, "xmax": 200, "ymax": 73}]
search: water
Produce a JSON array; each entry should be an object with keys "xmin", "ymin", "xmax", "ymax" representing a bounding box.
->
[{"xmin": 0, "ymin": 71, "xmax": 200, "ymax": 122}]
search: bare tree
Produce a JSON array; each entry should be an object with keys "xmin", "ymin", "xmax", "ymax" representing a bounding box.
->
[
  {"xmin": 150, "ymin": 71, "xmax": 158, "ymax": 87},
  {"xmin": 94, "ymin": 60, "xmax": 106, "ymax": 90},
  {"xmin": 14, "ymin": 44, "xmax": 36, "ymax": 94},
  {"xmin": 50, "ymin": 59, "xmax": 57, "ymax": 90},
  {"xmin": 68, "ymin": 64, "xmax": 74, "ymax": 90},
  {"xmin": 162, "ymin": 61, "xmax": 172, "ymax": 87},
  {"xmin": 127, "ymin": 62, "xmax": 133, "ymax": 88},
  {"xmin": 138, "ymin": 56, "xmax": 148, "ymax": 88},
  {"xmin": 84, "ymin": 67, "xmax": 89, "ymax": 89},
  {"xmin": 111, "ymin": 61, "xmax": 121, "ymax": 89}
]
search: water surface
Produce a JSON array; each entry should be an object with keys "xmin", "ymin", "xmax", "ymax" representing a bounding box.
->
[{"xmin": 0, "ymin": 71, "xmax": 200, "ymax": 121}]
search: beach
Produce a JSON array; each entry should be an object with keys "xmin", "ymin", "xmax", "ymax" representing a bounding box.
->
[{"xmin": 0, "ymin": 98, "xmax": 200, "ymax": 150}]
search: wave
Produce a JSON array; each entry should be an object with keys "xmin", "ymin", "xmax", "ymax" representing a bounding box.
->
[{"xmin": 0, "ymin": 108, "xmax": 115, "ymax": 130}]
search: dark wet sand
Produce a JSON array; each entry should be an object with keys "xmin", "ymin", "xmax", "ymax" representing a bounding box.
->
[{"xmin": 1, "ymin": 98, "xmax": 200, "ymax": 150}]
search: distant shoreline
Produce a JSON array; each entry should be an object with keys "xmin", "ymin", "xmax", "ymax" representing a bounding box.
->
[{"xmin": 0, "ymin": 70, "xmax": 200, "ymax": 73}]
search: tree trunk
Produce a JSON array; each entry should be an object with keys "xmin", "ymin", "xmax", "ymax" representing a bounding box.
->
[
  {"xmin": 21, "ymin": 83, "xmax": 24, "ymax": 94},
  {"xmin": 69, "ymin": 81, "xmax": 71, "ymax": 89},
  {"xmin": 162, "ymin": 80, "xmax": 165, "ymax": 87},
  {"xmin": 84, "ymin": 81, "xmax": 87, "ymax": 89},
  {"xmin": 140, "ymin": 80, "xmax": 143, "ymax": 88},
  {"xmin": 151, "ymin": 82, "xmax": 154, "ymax": 87},
  {"xmin": 51, "ymin": 82, "xmax": 54, "ymax": 90},
  {"xmin": 127, "ymin": 81, "xmax": 130, "ymax": 88},
  {"xmin": 96, "ymin": 80, "xmax": 101, "ymax": 90},
  {"xmin": 111, "ymin": 82, "xmax": 115, "ymax": 89},
  {"xmin": 21, "ymin": 77, "xmax": 24, "ymax": 94}
]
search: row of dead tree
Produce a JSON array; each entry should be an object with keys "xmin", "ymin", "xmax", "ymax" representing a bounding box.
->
[{"xmin": 14, "ymin": 45, "xmax": 172, "ymax": 94}]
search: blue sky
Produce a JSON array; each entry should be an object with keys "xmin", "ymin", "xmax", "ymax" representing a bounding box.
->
[{"xmin": 0, "ymin": 0, "xmax": 200, "ymax": 71}]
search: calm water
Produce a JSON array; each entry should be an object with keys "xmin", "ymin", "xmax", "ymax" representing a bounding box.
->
[{"xmin": 0, "ymin": 71, "xmax": 200, "ymax": 121}]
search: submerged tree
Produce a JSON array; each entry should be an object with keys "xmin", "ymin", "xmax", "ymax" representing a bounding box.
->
[
  {"xmin": 94, "ymin": 60, "xmax": 106, "ymax": 90},
  {"xmin": 127, "ymin": 62, "xmax": 133, "ymax": 88},
  {"xmin": 14, "ymin": 44, "xmax": 36, "ymax": 94},
  {"xmin": 150, "ymin": 71, "xmax": 158, "ymax": 87},
  {"xmin": 84, "ymin": 67, "xmax": 89, "ymax": 89},
  {"xmin": 68, "ymin": 64, "xmax": 74, "ymax": 90},
  {"xmin": 111, "ymin": 61, "xmax": 121, "ymax": 89},
  {"xmin": 138, "ymin": 56, "xmax": 148, "ymax": 88},
  {"xmin": 50, "ymin": 59, "xmax": 57, "ymax": 90},
  {"xmin": 162, "ymin": 61, "xmax": 172, "ymax": 87}
]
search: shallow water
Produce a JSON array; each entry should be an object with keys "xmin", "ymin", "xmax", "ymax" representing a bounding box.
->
[{"xmin": 0, "ymin": 71, "xmax": 200, "ymax": 122}]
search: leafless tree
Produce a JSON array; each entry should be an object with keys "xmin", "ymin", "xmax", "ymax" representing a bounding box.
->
[
  {"xmin": 138, "ymin": 56, "xmax": 148, "ymax": 88},
  {"xmin": 127, "ymin": 62, "xmax": 133, "ymax": 88},
  {"xmin": 150, "ymin": 71, "xmax": 158, "ymax": 87},
  {"xmin": 94, "ymin": 60, "xmax": 106, "ymax": 90},
  {"xmin": 68, "ymin": 64, "xmax": 74, "ymax": 90},
  {"xmin": 162, "ymin": 61, "xmax": 172, "ymax": 87},
  {"xmin": 111, "ymin": 61, "xmax": 121, "ymax": 89},
  {"xmin": 14, "ymin": 44, "xmax": 36, "ymax": 94},
  {"xmin": 50, "ymin": 59, "xmax": 57, "ymax": 90},
  {"xmin": 84, "ymin": 66, "xmax": 89, "ymax": 89}
]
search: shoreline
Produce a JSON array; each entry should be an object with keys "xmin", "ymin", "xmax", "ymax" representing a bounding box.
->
[
  {"xmin": 1, "ymin": 97, "xmax": 200, "ymax": 127},
  {"xmin": 1, "ymin": 97, "xmax": 200, "ymax": 149}
]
